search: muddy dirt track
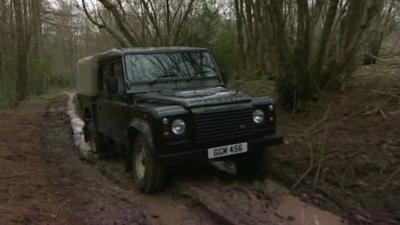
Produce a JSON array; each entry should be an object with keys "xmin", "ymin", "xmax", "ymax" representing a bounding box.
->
[{"xmin": 0, "ymin": 95, "xmax": 345, "ymax": 225}]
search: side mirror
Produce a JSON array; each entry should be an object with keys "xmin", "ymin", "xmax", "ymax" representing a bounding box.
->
[
  {"xmin": 107, "ymin": 77, "xmax": 118, "ymax": 94},
  {"xmin": 220, "ymin": 71, "xmax": 229, "ymax": 85}
]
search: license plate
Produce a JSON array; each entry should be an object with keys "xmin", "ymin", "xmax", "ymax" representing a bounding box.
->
[{"xmin": 208, "ymin": 142, "xmax": 248, "ymax": 159}]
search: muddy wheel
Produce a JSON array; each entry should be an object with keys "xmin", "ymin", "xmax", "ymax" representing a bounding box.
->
[
  {"xmin": 234, "ymin": 148, "xmax": 272, "ymax": 180},
  {"xmin": 132, "ymin": 134, "xmax": 166, "ymax": 193},
  {"xmin": 85, "ymin": 122, "xmax": 105, "ymax": 153}
]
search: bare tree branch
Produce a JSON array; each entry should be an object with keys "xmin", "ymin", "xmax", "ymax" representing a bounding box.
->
[
  {"xmin": 81, "ymin": 0, "xmax": 129, "ymax": 47},
  {"xmin": 98, "ymin": 0, "xmax": 138, "ymax": 45}
]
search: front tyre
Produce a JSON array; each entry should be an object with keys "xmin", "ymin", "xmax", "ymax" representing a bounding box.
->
[
  {"xmin": 234, "ymin": 147, "xmax": 272, "ymax": 181},
  {"xmin": 132, "ymin": 134, "xmax": 166, "ymax": 193}
]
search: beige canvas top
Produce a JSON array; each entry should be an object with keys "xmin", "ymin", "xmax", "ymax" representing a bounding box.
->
[{"xmin": 76, "ymin": 49, "xmax": 122, "ymax": 96}]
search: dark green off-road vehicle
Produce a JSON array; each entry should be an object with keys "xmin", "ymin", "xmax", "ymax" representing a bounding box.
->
[{"xmin": 77, "ymin": 47, "xmax": 282, "ymax": 193}]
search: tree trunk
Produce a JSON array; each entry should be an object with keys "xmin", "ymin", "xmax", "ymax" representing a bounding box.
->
[
  {"xmin": 363, "ymin": 0, "xmax": 386, "ymax": 65},
  {"xmin": 244, "ymin": 0, "xmax": 254, "ymax": 65},
  {"xmin": 234, "ymin": 0, "xmax": 247, "ymax": 71},
  {"xmin": 31, "ymin": 0, "xmax": 42, "ymax": 48},
  {"xmin": 341, "ymin": 0, "xmax": 368, "ymax": 72},
  {"xmin": 363, "ymin": 32, "xmax": 384, "ymax": 65},
  {"xmin": 0, "ymin": 0, "xmax": 6, "ymax": 80},
  {"xmin": 313, "ymin": 0, "xmax": 339, "ymax": 85},
  {"xmin": 13, "ymin": 0, "xmax": 28, "ymax": 102},
  {"xmin": 31, "ymin": 0, "xmax": 45, "ymax": 94}
]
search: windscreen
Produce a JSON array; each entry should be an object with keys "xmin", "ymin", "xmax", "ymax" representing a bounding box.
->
[{"xmin": 124, "ymin": 52, "xmax": 219, "ymax": 83}]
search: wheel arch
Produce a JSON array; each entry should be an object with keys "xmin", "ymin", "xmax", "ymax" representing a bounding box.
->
[
  {"xmin": 125, "ymin": 119, "xmax": 156, "ymax": 170},
  {"xmin": 126, "ymin": 120, "xmax": 155, "ymax": 149}
]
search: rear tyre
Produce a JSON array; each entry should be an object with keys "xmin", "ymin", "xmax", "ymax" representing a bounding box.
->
[
  {"xmin": 132, "ymin": 134, "xmax": 166, "ymax": 193},
  {"xmin": 85, "ymin": 122, "xmax": 106, "ymax": 153},
  {"xmin": 234, "ymin": 147, "xmax": 272, "ymax": 180}
]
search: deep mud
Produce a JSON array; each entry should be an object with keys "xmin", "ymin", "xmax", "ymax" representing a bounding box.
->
[{"xmin": 0, "ymin": 94, "xmax": 346, "ymax": 225}]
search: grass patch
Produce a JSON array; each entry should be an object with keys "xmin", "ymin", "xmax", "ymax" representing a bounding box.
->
[
  {"xmin": 0, "ymin": 87, "xmax": 72, "ymax": 109},
  {"xmin": 229, "ymin": 77, "xmax": 276, "ymax": 97}
]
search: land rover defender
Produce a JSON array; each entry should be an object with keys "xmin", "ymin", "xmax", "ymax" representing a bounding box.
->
[{"xmin": 77, "ymin": 47, "xmax": 282, "ymax": 193}]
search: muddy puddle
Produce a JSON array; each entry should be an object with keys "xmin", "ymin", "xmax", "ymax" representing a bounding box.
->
[
  {"xmin": 278, "ymin": 195, "xmax": 345, "ymax": 225},
  {"xmin": 66, "ymin": 92, "xmax": 346, "ymax": 225}
]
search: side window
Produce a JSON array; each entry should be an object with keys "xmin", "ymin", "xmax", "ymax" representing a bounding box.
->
[
  {"xmin": 99, "ymin": 64, "xmax": 111, "ymax": 90},
  {"xmin": 112, "ymin": 62, "xmax": 124, "ymax": 93}
]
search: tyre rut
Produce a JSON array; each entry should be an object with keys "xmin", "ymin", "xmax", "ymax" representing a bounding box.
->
[{"xmin": 67, "ymin": 92, "xmax": 346, "ymax": 225}]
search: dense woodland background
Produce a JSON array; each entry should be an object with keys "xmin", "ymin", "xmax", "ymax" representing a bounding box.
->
[{"xmin": 1, "ymin": 0, "xmax": 400, "ymax": 109}]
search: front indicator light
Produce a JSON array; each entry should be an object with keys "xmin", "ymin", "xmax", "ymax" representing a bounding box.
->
[
  {"xmin": 162, "ymin": 117, "xmax": 169, "ymax": 125},
  {"xmin": 163, "ymin": 131, "xmax": 171, "ymax": 138},
  {"xmin": 269, "ymin": 105, "xmax": 274, "ymax": 111}
]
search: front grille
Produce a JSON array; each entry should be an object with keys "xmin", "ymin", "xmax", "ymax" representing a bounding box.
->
[{"xmin": 192, "ymin": 108, "xmax": 256, "ymax": 143}]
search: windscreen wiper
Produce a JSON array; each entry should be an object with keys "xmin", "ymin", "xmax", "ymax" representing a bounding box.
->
[
  {"xmin": 159, "ymin": 73, "xmax": 177, "ymax": 78},
  {"xmin": 147, "ymin": 74, "xmax": 178, "ymax": 93}
]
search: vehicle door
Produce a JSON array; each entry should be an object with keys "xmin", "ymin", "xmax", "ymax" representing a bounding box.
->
[
  {"xmin": 109, "ymin": 60, "xmax": 130, "ymax": 145},
  {"xmin": 96, "ymin": 59, "xmax": 129, "ymax": 145},
  {"xmin": 96, "ymin": 62, "xmax": 111, "ymax": 135}
]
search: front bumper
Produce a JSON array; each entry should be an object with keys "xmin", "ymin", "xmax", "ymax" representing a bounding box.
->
[{"xmin": 157, "ymin": 135, "xmax": 283, "ymax": 165}]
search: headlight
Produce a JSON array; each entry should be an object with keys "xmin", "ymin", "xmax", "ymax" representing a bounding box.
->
[
  {"xmin": 171, "ymin": 119, "xmax": 186, "ymax": 135},
  {"xmin": 253, "ymin": 109, "xmax": 265, "ymax": 124}
]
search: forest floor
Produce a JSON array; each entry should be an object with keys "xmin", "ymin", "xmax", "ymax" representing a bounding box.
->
[
  {"xmin": 0, "ymin": 56, "xmax": 398, "ymax": 225},
  {"xmin": 233, "ymin": 56, "xmax": 400, "ymax": 225},
  {"xmin": 273, "ymin": 56, "xmax": 400, "ymax": 225}
]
